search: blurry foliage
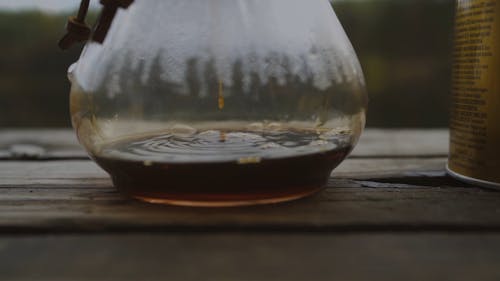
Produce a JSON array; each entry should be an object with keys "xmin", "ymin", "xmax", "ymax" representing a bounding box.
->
[
  {"xmin": 0, "ymin": 1, "xmax": 455, "ymax": 128},
  {"xmin": 0, "ymin": 11, "xmax": 81, "ymax": 127},
  {"xmin": 335, "ymin": 0, "xmax": 455, "ymax": 127}
]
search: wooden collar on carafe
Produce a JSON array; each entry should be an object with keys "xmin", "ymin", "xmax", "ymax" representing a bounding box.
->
[{"xmin": 59, "ymin": 0, "xmax": 134, "ymax": 50}]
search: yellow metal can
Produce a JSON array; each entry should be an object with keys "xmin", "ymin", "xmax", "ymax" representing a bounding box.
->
[{"xmin": 448, "ymin": 0, "xmax": 500, "ymax": 188}]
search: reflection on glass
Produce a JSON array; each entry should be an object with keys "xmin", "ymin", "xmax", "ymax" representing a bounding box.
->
[{"xmin": 69, "ymin": 0, "xmax": 367, "ymax": 206}]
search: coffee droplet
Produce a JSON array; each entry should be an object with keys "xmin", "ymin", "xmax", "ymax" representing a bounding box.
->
[
  {"xmin": 171, "ymin": 124, "xmax": 197, "ymax": 137},
  {"xmin": 238, "ymin": 156, "xmax": 262, "ymax": 165},
  {"xmin": 267, "ymin": 122, "xmax": 282, "ymax": 130},
  {"xmin": 218, "ymin": 80, "xmax": 225, "ymax": 110},
  {"xmin": 247, "ymin": 122, "xmax": 264, "ymax": 131}
]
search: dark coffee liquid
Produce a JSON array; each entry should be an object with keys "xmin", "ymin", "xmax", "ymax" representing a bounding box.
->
[{"xmin": 93, "ymin": 129, "xmax": 352, "ymax": 206}]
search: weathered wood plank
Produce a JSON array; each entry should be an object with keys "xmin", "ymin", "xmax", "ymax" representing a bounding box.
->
[
  {"xmin": 0, "ymin": 130, "xmax": 85, "ymax": 159},
  {"xmin": 353, "ymin": 129, "xmax": 449, "ymax": 157},
  {"xmin": 2, "ymin": 186, "xmax": 499, "ymax": 232},
  {"xmin": 0, "ymin": 157, "xmax": 446, "ymax": 187},
  {"xmin": 0, "ymin": 129, "xmax": 449, "ymax": 159},
  {"xmin": 0, "ymin": 158, "xmax": 498, "ymax": 233},
  {"xmin": 0, "ymin": 160, "xmax": 109, "ymax": 188},
  {"xmin": 1, "ymin": 234, "xmax": 500, "ymax": 281}
]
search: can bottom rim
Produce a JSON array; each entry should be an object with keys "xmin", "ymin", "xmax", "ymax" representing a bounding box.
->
[{"xmin": 446, "ymin": 164, "xmax": 500, "ymax": 190}]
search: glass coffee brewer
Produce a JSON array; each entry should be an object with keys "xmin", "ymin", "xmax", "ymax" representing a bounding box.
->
[{"xmin": 61, "ymin": 0, "xmax": 368, "ymax": 206}]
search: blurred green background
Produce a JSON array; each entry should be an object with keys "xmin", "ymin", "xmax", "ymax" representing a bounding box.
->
[{"xmin": 0, "ymin": 0, "xmax": 455, "ymax": 128}]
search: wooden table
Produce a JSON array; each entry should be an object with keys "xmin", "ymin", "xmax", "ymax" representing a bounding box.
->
[{"xmin": 1, "ymin": 129, "xmax": 500, "ymax": 281}]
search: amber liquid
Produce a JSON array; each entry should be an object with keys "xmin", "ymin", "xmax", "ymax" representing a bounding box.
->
[{"xmin": 93, "ymin": 129, "xmax": 352, "ymax": 207}]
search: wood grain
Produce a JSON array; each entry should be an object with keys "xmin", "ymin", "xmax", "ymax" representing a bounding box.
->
[
  {"xmin": 0, "ymin": 129, "xmax": 497, "ymax": 281},
  {"xmin": 0, "ymin": 130, "xmax": 84, "ymax": 159},
  {"xmin": 0, "ymin": 158, "xmax": 498, "ymax": 233},
  {"xmin": 0, "ymin": 129, "xmax": 449, "ymax": 159},
  {"xmin": 0, "ymin": 157, "xmax": 447, "ymax": 187},
  {"xmin": 1, "ymin": 234, "xmax": 500, "ymax": 281}
]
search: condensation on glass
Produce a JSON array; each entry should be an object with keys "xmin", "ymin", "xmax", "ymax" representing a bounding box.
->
[{"xmin": 68, "ymin": 0, "xmax": 368, "ymax": 206}]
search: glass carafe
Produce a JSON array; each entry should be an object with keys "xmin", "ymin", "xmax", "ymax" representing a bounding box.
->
[{"xmin": 67, "ymin": 0, "xmax": 367, "ymax": 206}]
